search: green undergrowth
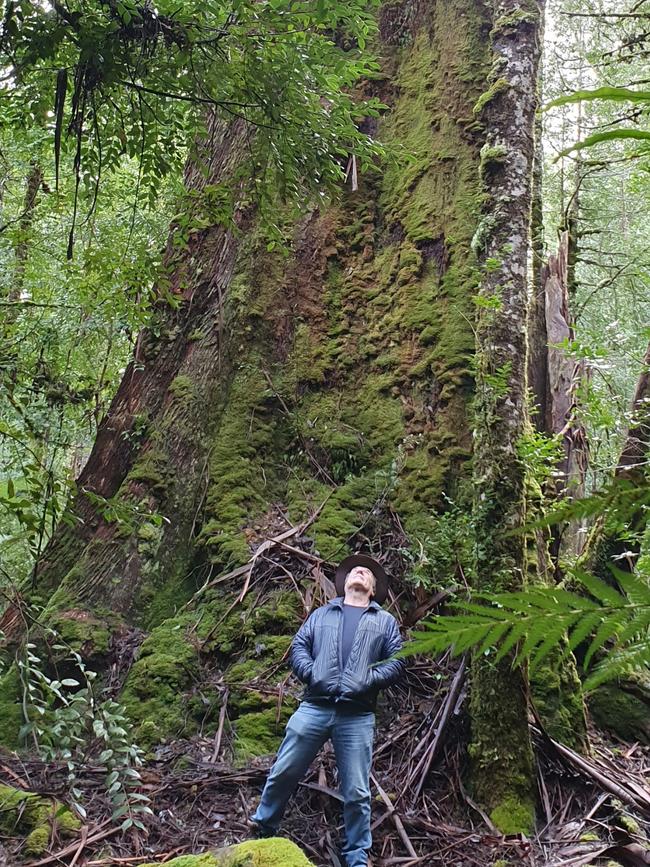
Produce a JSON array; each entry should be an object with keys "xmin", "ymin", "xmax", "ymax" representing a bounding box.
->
[{"xmin": 588, "ymin": 682, "xmax": 650, "ymax": 744}]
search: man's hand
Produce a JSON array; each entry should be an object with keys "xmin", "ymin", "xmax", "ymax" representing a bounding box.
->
[{"xmin": 289, "ymin": 612, "xmax": 316, "ymax": 684}]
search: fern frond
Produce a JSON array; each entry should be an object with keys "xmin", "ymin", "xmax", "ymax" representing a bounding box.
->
[
  {"xmin": 407, "ymin": 564, "xmax": 650, "ymax": 689},
  {"xmin": 574, "ymin": 567, "xmax": 627, "ymax": 607},
  {"xmin": 584, "ymin": 613, "xmax": 629, "ymax": 669}
]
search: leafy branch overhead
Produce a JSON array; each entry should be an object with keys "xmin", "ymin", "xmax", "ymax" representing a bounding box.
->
[
  {"xmin": 544, "ymin": 86, "xmax": 650, "ymax": 159},
  {"xmin": 406, "ymin": 567, "xmax": 650, "ymax": 691},
  {"xmin": 0, "ymin": 0, "xmax": 383, "ymax": 244}
]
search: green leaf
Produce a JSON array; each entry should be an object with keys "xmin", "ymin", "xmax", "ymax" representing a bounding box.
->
[
  {"xmin": 544, "ymin": 86, "xmax": 650, "ymax": 110},
  {"xmin": 555, "ymin": 129, "xmax": 650, "ymax": 160}
]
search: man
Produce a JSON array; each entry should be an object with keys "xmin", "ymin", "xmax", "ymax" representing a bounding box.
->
[{"xmin": 250, "ymin": 554, "xmax": 404, "ymax": 867}]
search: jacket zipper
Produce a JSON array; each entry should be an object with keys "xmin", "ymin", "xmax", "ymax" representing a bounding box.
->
[{"xmin": 335, "ymin": 605, "xmax": 344, "ymax": 701}]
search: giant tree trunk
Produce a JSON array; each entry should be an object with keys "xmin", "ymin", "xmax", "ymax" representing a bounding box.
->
[
  {"xmin": 1, "ymin": 0, "xmax": 553, "ymax": 824},
  {"xmin": 469, "ymin": 0, "xmax": 543, "ymax": 834}
]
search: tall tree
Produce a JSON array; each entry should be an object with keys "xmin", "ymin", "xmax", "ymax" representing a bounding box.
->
[{"xmin": 469, "ymin": 0, "xmax": 544, "ymax": 833}]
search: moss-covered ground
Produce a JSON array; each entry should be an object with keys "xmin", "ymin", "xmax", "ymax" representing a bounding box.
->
[{"xmin": 0, "ymin": 783, "xmax": 80, "ymax": 856}]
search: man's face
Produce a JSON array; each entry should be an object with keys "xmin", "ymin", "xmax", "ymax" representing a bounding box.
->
[{"xmin": 344, "ymin": 566, "xmax": 376, "ymax": 597}]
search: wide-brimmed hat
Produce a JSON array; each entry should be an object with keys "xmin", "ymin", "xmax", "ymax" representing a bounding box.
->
[{"xmin": 335, "ymin": 554, "xmax": 389, "ymax": 604}]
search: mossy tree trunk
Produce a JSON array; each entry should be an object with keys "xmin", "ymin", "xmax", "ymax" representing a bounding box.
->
[{"xmin": 469, "ymin": 0, "xmax": 544, "ymax": 834}]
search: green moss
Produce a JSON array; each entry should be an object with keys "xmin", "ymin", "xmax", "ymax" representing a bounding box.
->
[
  {"xmin": 169, "ymin": 375, "xmax": 195, "ymax": 398},
  {"xmin": 223, "ymin": 838, "xmax": 315, "ymax": 866},
  {"xmin": 140, "ymin": 839, "xmax": 315, "ymax": 867},
  {"xmin": 588, "ymin": 683, "xmax": 650, "ymax": 744},
  {"xmin": 200, "ymin": 591, "xmax": 301, "ymax": 656},
  {"xmin": 121, "ymin": 613, "xmax": 202, "ymax": 745},
  {"xmin": 472, "ymin": 77, "xmax": 511, "ymax": 115},
  {"xmin": 469, "ymin": 654, "xmax": 536, "ymax": 832},
  {"xmin": 24, "ymin": 824, "xmax": 50, "ymax": 855},
  {"xmin": 127, "ymin": 445, "xmax": 169, "ymax": 489},
  {"xmin": 0, "ymin": 784, "xmax": 80, "ymax": 847},
  {"xmin": 233, "ymin": 708, "xmax": 292, "ymax": 764},
  {"xmin": 531, "ymin": 655, "xmax": 587, "ymax": 751},
  {"xmin": 49, "ymin": 610, "xmax": 111, "ymax": 657},
  {"xmin": 198, "ymin": 364, "xmax": 289, "ymax": 567},
  {"xmin": 141, "ymin": 857, "xmax": 218, "ymax": 867},
  {"xmin": 489, "ymin": 796, "xmax": 535, "ymax": 836}
]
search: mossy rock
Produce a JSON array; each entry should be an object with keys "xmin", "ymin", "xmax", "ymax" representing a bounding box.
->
[
  {"xmin": 140, "ymin": 838, "xmax": 316, "ymax": 867},
  {"xmin": 0, "ymin": 783, "xmax": 81, "ymax": 856},
  {"xmin": 588, "ymin": 683, "xmax": 650, "ymax": 744}
]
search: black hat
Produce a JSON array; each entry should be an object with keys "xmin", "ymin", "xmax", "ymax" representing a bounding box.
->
[{"xmin": 335, "ymin": 554, "xmax": 389, "ymax": 604}]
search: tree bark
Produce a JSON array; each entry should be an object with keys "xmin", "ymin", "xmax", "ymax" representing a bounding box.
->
[{"xmin": 469, "ymin": 0, "xmax": 543, "ymax": 833}]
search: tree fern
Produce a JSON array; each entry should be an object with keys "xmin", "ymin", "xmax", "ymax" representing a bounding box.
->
[{"xmin": 406, "ymin": 568, "xmax": 650, "ymax": 691}]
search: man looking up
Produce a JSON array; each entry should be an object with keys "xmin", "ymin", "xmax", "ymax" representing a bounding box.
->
[{"xmin": 250, "ymin": 554, "xmax": 404, "ymax": 867}]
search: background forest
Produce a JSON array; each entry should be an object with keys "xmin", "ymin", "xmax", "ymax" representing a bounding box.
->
[{"xmin": 0, "ymin": 0, "xmax": 649, "ymax": 865}]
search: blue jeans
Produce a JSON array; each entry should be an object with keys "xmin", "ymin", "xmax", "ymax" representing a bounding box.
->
[{"xmin": 252, "ymin": 701, "xmax": 375, "ymax": 867}]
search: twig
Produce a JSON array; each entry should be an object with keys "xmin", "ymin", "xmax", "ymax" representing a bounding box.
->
[
  {"xmin": 210, "ymin": 690, "xmax": 229, "ymax": 763},
  {"xmin": 371, "ymin": 772, "xmax": 418, "ymax": 859}
]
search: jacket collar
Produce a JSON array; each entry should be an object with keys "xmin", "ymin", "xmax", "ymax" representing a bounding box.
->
[{"xmin": 328, "ymin": 596, "xmax": 381, "ymax": 611}]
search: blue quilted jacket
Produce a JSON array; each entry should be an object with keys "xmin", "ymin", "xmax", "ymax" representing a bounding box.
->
[{"xmin": 289, "ymin": 597, "xmax": 404, "ymax": 711}]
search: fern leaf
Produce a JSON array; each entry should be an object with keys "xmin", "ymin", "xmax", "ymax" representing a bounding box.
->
[
  {"xmin": 529, "ymin": 622, "xmax": 575, "ymax": 674},
  {"xmin": 493, "ymin": 619, "xmax": 529, "ymax": 663},
  {"xmin": 574, "ymin": 568, "xmax": 627, "ymax": 607},
  {"xmin": 584, "ymin": 638, "xmax": 650, "ymax": 691},
  {"xmin": 478, "ymin": 620, "xmax": 510, "ymax": 655},
  {"xmin": 583, "ymin": 612, "xmax": 628, "ymax": 669},
  {"xmin": 567, "ymin": 610, "xmax": 607, "ymax": 653},
  {"xmin": 556, "ymin": 129, "xmax": 650, "ymax": 160},
  {"xmin": 515, "ymin": 611, "xmax": 578, "ymax": 669},
  {"xmin": 609, "ymin": 565, "xmax": 650, "ymax": 606},
  {"xmin": 611, "ymin": 607, "xmax": 650, "ymax": 647}
]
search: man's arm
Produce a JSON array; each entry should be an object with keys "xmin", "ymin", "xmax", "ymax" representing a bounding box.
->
[
  {"xmin": 289, "ymin": 611, "xmax": 316, "ymax": 684},
  {"xmin": 369, "ymin": 616, "xmax": 405, "ymax": 690}
]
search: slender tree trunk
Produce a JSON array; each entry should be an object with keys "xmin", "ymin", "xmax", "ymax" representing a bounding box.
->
[
  {"xmin": 469, "ymin": 0, "xmax": 543, "ymax": 833},
  {"xmin": 11, "ymin": 161, "xmax": 44, "ymax": 303}
]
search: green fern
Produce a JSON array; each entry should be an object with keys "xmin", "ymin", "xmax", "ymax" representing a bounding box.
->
[{"xmin": 407, "ymin": 567, "xmax": 650, "ymax": 691}]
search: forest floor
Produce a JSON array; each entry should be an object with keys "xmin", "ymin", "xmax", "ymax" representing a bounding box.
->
[
  {"xmin": 1, "ymin": 540, "xmax": 649, "ymax": 865},
  {"xmin": 2, "ymin": 671, "xmax": 649, "ymax": 866}
]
